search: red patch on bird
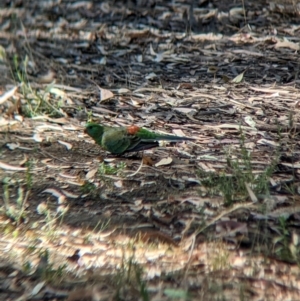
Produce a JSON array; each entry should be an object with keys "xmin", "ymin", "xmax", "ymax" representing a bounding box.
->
[{"xmin": 127, "ymin": 125, "xmax": 140, "ymax": 135}]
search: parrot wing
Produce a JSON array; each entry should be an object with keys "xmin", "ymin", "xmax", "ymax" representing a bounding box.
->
[
  {"xmin": 102, "ymin": 127, "xmax": 155, "ymax": 155},
  {"xmin": 102, "ymin": 127, "xmax": 160, "ymax": 154},
  {"xmin": 101, "ymin": 128, "xmax": 132, "ymax": 155},
  {"xmin": 125, "ymin": 141, "xmax": 159, "ymax": 152}
]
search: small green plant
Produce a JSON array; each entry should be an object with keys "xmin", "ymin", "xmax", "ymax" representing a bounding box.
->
[
  {"xmin": 44, "ymin": 263, "xmax": 67, "ymax": 283},
  {"xmin": 86, "ymin": 110, "xmax": 93, "ymax": 121},
  {"xmin": 10, "ymin": 54, "xmax": 64, "ymax": 117},
  {"xmin": 22, "ymin": 261, "xmax": 32, "ymax": 274},
  {"xmin": 210, "ymin": 242, "xmax": 230, "ymax": 271},
  {"xmin": 2, "ymin": 176, "xmax": 30, "ymax": 225},
  {"xmin": 273, "ymin": 217, "xmax": 294, "ymax": 262},
  {"xmin": 25, "ymin": 160, "xmax": 33, "ymax": 190},
  {"xmin": 81, "ymin": 181, "xmax": 97, "ymax": 195},
  {"xmin": 31, "ymin": 250, "xmax": 67, "ymax": 283},
  {"xmin": 198, "ymin": 132, "xmax": 278, "ymax": 205},
  {"xmin": 164, "ymin": 288, "xmax": 190, "ymax": 300},
  {"xmin": 114, "ymin": 254, "xmax": 149, "ymax": 301},
  {"xmin": 0, "ymin": 45, "xmax": 6, "ymax": 61},
  {"xmin": 98, "ymin": 161, "xmax": 126, "ymax": 176},
  {"xmin": 13, "ymin": 54, "xmax": 29, "ymax": 84},
  {"xmin": 84, "ymin": 219, "xmax": 111, "ymax": 244},
  {"xmin": 1, "ymin": 161, "xmax": 33, "ymax": 225}
]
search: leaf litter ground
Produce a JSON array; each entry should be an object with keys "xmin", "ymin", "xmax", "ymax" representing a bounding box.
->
[{"xmin": 1, "ymin": 0, "xmax": 300, "ymax": 300}]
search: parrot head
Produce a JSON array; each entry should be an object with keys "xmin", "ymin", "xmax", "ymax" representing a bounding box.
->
[{"xmin": 84, "ymin": 123, "xmax": 105, "ymax": 140}]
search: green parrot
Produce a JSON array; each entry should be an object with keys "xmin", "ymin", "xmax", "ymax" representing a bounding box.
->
[{"xmin": 84, "ymin": 122, "xmax": 194, "ymax": 155}]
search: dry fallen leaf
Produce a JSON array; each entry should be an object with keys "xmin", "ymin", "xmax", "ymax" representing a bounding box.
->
[
  {"xmin": 99, "ymin": 87, "xmax": 114, "ymax": 101},
  {"xmin": 6, "ymin": 142, "xmax": 20, "ymax": 150},
  {"xmin": 145, "ymin": 72, "xmax": 157, "ymax": 80},
  {"xmin": 36, "ymin": 202, "xmax": 48, "ymax": 215},
  {"xmin": 231, "ymin": 69, "xmax": 247, "ymax": 83},
  {"xmin": 155, "ymin": 157, "xmax": 173, "ymax": 167},
  {"xmin": 117, "ymin": 88, "xmax": 131, "ymax": 94},
  {"xmin": 41, "ymin": 188, "xmax": 66, "ymax": 204},
  {"xmin": 30, "ymin": 281, "xmax": 46, "ymax": 297},
  {"xmin": 0, "ymin": 161, "xmax": 27, "ymax": 171},
  {"xmin": 33, "ymin": 133, "xmax": 43, "ymax": 142},
  {"xmin": 86, "ymin": 168, "xmax": 98, "ymax": 180},
  {"xmin": 58, "ymin": 140, "xmax": 73, "ymax": 150},
  {"xmin": 0, "ymin": 85, "xmax": 18, "ymax": 105},
  {"xmin": 244, "ymin": 116, "xmax": 256, "ymax": 128},
  {"xmin": 49, "ymin": 86, "xmax": 67, "ymax": 98},
  {"xmin": 143, "ymin": 156, "xmax": 154, "ymax": 166},
  {"xmin": 245, "ymin": 182, "xmax": 258, "ymax": 203},
  {"xmin": 275, "ymin": 38, "xmax": 300, "ymax": 51},
  {"xmin": 114, "ymin": 180, "xmax": 123, "ymax": 188}
]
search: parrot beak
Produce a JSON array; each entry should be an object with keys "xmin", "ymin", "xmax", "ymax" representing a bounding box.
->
[{"xmin": 84, "ymin": 128, "xmax": 87, "ymax": 134}]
